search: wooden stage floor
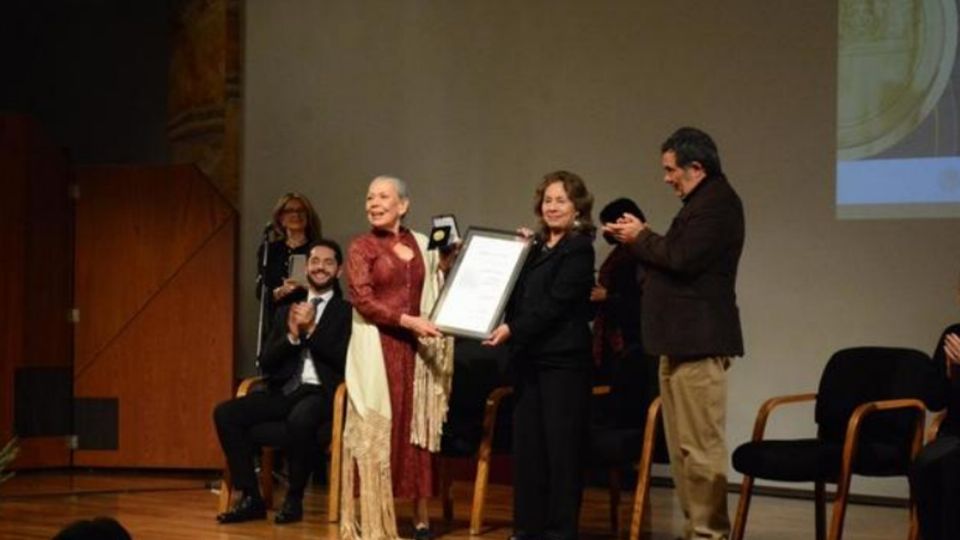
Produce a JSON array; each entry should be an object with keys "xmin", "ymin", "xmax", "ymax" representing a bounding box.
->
[{"xmin": 0, "ymin": 471, "xmax": 910, "ymax": 539}]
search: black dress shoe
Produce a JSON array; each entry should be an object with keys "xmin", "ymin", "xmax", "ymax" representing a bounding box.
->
[
  {"xmin": 217, "ymin": 494, "xmax": 267, "ymax": 524},
  {"xmin": 414, "ymin": 525, "xmax": 432, "ymax": 540},
  {"xmin": 274, "ymin": 498, "xmax": 303, "ymax": 525}
]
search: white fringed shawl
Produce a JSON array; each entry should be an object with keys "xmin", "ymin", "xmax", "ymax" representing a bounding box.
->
[{"xmin": 340, "ymin": 231, "xmax": 454, "ymax": 540}]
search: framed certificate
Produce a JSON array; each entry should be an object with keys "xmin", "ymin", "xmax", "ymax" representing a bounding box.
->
[{"xmin": 430, "ymin": 227, "xmax": 531, "ymax": 339}]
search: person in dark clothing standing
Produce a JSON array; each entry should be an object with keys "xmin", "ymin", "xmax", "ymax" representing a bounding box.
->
[
  {"xmin": 592, "ymin": 198, "xmax": 658, "ymax": 431},
  {"xmin": 605, "ymin": 127, "xmax": 745, "ymax": 540},
  {"xmin": 484, "ymin": 170, "xmax": 596, "ymax": 540}
]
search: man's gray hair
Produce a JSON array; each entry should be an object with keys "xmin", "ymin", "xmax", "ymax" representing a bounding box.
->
[{"xmin": 371, "ymin": 175, "xmax": 408, "ymax": 200}]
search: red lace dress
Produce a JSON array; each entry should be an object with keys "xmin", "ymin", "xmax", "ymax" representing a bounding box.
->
[{"xmin": 346, "ymin": 227, "xmax": 434, "ymax": 499}]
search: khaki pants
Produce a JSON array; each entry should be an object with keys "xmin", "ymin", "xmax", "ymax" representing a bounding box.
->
[{"xmin": 659, "ymin": 355, "xmax": 731, "ymax": 540}]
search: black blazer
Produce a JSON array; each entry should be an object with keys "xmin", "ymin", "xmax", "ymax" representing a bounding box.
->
[
  {"xmin": 505, "ymin": 232, "xmax": 595, "ymax": 364},
  {"xmin": 629, "ymin": 175, "xmax": 745, "ymax": 358},
  {"xmin": 258, "ymin": 294, "xmax": 352, "ymax": 394}
]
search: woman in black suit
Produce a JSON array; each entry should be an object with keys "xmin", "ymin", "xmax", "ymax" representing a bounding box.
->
[{"xmin": 484, "ymin": 170, "xmax": 596, "ymax": 540}]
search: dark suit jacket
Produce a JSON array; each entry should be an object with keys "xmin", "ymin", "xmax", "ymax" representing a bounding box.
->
[
  {"xmin": 629, "ymin": 175, "xmax": 745, "ymax": 358},
  {"xmin": 258, "ymin": 294, "xmax": 352, "ymax": 395},
  {"xmin": 505, "ymin": 232, "xmax": 595, "ymax": 365}
]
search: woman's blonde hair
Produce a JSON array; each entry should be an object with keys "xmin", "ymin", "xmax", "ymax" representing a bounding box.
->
[{"xmin": 270, "ymin": 192, "xmax": 322, "ymax": 241}]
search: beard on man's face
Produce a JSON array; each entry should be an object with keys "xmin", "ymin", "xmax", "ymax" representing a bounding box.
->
[{"xmin": 307, "ymin": 271, "xmax": 337, "ymax": 291}]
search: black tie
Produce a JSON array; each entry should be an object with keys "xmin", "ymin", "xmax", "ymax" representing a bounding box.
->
[{"xmin": 284, "ymin": 297, "xmax": 324, "ymax": 395}]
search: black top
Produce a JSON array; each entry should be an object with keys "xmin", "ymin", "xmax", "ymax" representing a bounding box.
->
[
  {"xmin": 594, "ymin": 244, "xmax": 644, "ymax": 350},
  {"xmin": 504, "ymin": 232, "xmax": 595, "ymax": 366},
  {"xmin": 926, "ymin": 323, "xmax": 960, "ymax": 437},
  {"xmin": 256, "ymin": 239, "xmax": 310, "ymax": 321}
]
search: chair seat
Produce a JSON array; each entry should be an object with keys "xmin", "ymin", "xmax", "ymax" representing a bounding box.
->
[
  {"xmin": 732, "ymin": 438, "xmax": 908, "ymax": 482},
  {"xmin": 588, "ymin": 427, "xmax": 644, "ymax": 467}
]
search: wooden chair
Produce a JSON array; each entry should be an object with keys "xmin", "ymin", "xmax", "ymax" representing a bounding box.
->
[
  {"xmin": 217, "ymin": 377, "xmax": 347, "ymax": 523},
  {"xmin": 587, "ymin": 385, "xmax": 664, "ymax": 540},
  {"xmin": 928, "ymin": 411, "xmax": 947, "ymax": 443},
  {"xmin": 439, "ymin": 385, "xmax": 514, "ymax": 535},
  {"xmin": 731, "ymin": 347, "xmax": 931, "ymax": 540}
]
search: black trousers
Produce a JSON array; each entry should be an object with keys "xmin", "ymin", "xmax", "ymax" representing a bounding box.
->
[
  {"xmin": 213, "ymin": 384, "xmax": 331, "ymax": 501},
  {"xmin": 512, "ymin": 360, "xmax": 591, "ymax": 540},
  {"xmin": 910, "ymin": 434, "xmax": 960, "ymax": 540}
]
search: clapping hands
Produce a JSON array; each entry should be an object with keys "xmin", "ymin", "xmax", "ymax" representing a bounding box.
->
[
  {"xmin": 945, "ymin": 333, "xmax": 960, "ymax": 365},
  {"xmin": 601, "ymin": 213, "xmax": 646, "ymax": 244}
]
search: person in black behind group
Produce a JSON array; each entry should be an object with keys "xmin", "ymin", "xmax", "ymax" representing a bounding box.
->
[
  {"xmin": 216, "ymin": 240, "xmax": 351, "ymax": 525},
  {"xmin": 591, "ymin": 198, "xmax": 659, "ymax": 433},
  {"xmin": 484, "ymin": 170, "xmax": 596, "ymax": 540},
  {"xmin": 911, "ymin": 273, "xmax": 960, "ymax": 540},
  {"xmin": 256, "ymin": 193, "xmax": 324, "ymax": 341}
]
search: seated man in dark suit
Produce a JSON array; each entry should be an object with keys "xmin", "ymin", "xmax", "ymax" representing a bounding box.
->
[{"xmin": 215, "ymin": 239, "xmax": 351, "ymax": 525}]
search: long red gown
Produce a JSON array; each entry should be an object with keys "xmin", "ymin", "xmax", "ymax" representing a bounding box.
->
[{"xmin": 346, "ymin": 227, "xmax": 434, "ymax": 499}]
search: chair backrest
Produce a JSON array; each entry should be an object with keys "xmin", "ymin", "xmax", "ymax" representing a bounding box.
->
[{"xmin": 815, "ymin": 347, "xmax": 932, "ymax": 446}]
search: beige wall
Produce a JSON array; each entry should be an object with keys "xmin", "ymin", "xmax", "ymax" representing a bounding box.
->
[{"xmin": 242, "ymin": 0, "xmax": 960, "ymax": 497}]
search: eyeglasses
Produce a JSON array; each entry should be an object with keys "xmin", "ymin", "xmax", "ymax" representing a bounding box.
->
[{"xmin": 281, "ymin": 208, "xmax": 306, "ymax": 215}]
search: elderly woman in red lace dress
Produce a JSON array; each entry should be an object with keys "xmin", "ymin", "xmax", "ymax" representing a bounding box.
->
[{"xmin": 341, "ymin": 175, "xmax": 447, "ymax": 540}]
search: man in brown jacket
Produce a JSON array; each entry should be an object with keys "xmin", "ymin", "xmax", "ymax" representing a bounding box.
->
[{"xmin": 604, "ymin": 127, "xmax": 745, "ymax": 540}]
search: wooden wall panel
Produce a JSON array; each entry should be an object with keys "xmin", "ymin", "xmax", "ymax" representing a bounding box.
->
[
  {"xmin": 0, "ymin": 117, "xmax": 29, "ymax": 449},
  {"xmin": 0, "ymin": 115, "xmax": 73, "ymax": 469},
  {"xmin": 73, "ymin": 165, "xmax": 233, "ymax": 378},
  {"xmin": 73, "ymin": 165, "xmax": 235, "ymax": 468}
]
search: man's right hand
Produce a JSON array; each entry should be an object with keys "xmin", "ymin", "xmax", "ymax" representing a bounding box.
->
[{"xmin": 601, "ymin": 213, "xmax": 645, "ymax": 244}]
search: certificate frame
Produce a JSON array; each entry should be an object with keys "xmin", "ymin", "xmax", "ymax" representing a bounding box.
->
[{"xmin": 429, "ymin": 226, "xmax": 531, "ymax": 339}]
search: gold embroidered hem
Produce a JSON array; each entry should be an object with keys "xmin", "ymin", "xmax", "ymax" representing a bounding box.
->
[{"xmin": 340, "ymin": 401, "xmax": 398, "ymax": 540}]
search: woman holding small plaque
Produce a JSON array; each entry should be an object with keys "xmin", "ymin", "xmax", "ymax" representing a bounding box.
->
[
  {"xmin": 341, "ymin": 176, "xmax": 453, "ymax": 540},
  {"xmin": 256, "ymin": 193, "xmax": 323, "ymax": 338},
  {"xmin": 484, "ymin": 170, "xmax": 596, "ymax": 540}
]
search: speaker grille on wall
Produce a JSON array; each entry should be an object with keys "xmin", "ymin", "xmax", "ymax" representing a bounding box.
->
[
  {"xmin": 14, "ymin": 367, "xmax": 72, "ymax": 436},
  {"xmin": 74, "ymin": 398, "xmax": 119, "ymax": 450}
]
